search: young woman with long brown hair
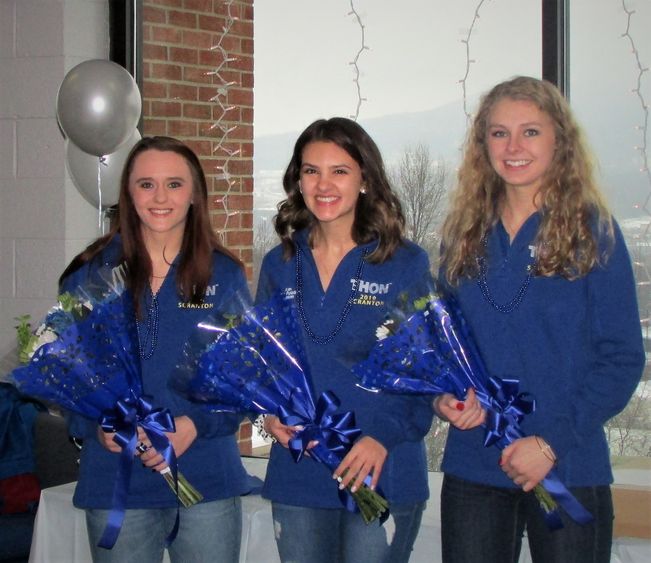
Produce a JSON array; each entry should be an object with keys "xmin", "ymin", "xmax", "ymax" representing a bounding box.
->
[
  {"xmin": 61, "ymin": 136, "xmax": 250, "ymax": 562},
  {"xmin": 257, "ymin": 118, "xmax": 433, "ymax": 563}
]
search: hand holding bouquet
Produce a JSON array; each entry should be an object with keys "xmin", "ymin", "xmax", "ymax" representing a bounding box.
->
[
  {"xmin": 11, "ymin": 282, "xmax": 201, "ymax": 548},
  {"xmin": 172, "ymin": 292, "xmax": 389, "ymax": 524},
  {"xmin": 353, "ymin": 289, "xmax": 593, "ymax": 530}
]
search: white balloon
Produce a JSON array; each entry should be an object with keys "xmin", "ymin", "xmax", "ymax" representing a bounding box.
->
[
  {"xmin": 66, "ymin": 130, "xmax": 141, "ymax": 209},
  {"xmin": 57, "ymin": 60, "xmax": 141, "ymax": 156}
]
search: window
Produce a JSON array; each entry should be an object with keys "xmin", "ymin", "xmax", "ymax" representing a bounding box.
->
[
  {"xmin": 570, "ymin": 0, "xmax": 651, "ymax": 473},
  {"xmin": 253, "ymin": 0, "xmax": 542, "ymax": 458}
]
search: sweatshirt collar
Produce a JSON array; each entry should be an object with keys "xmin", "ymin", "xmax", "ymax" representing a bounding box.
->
[
  {"xmin": 293, "ymin": 228, "xmax": 379, "ymax": 256},
  {"xmin": 495, "ymin": 211, "xmax": 541, "ymax": 250}
]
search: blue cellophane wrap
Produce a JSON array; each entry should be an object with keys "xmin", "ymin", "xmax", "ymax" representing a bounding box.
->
[
  {"xmin": 352, "ymin": 289, "xmax": 594, "ymax": 530},
  {"xmin": 10, "ymin": 280, "xmax": 181, "ymax": 548},
  {"xmin": 174, "ymin": 291, "xmax": 313, "ymax": 418},
  {"xmin": 172, "ymin": 292, "xmax": 389, "ymax": 522},
  {"xmin": 12, "ymin": 291, "xmax": 141, "ymax": 416}
]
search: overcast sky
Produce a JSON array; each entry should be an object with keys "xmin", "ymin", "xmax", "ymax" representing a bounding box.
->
[
  {"xmin": 254, "ymin": 0, "xmax": 541, "ymax": 137},
  {"xmin": 252, "ymin": 0, "xmax": 651, "ymax": 220}
]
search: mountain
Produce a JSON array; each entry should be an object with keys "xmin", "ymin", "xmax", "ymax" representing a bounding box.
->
[{"xmin": 253, "ymin": 94, "xmax": 650, "ymax": 222}]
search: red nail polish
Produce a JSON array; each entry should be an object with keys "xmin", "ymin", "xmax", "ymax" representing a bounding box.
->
[{"xmin": 455, "ymin": 402, "xmax": 465, "ymax": 411}]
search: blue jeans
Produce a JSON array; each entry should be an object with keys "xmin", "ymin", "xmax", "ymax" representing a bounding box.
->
[
  {"xmin": 271, "ymin": 501, "xmax": 425, "ymax": 563},
  {"xmin": 85, "ymin": 497, "xmax": 242, "ymax": 563},
  {"xmin": 441, "ymin": 474, "xmax": 613, "ymax": 563}
]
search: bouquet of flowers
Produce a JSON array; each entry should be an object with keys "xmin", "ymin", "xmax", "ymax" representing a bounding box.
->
[
  {"xmin": 353, "ymin": 290, "xmax": 593, "ymax": 530},
  {"xmin": 10, "ymin": 280, "xmax": 202, "ymax": 548},
  {"xmin": 172, "ymin": 292, "xmax": 389, "ymax": 524}
]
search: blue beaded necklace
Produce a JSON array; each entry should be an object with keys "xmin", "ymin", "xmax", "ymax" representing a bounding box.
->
[
  {"xmin": 295, "ymin": 246, "xmax": 368, "ymax": 345},
  {"xmin": 136, "ymin": 249, "xmax": 174, "ymax": 359},
  {"xmin": 476, "ymin": 236, "xmax": 535, "ymax": 314},
  {"xmin": 136, "ymin": 289, "xmax": 159, "ymax": 359}
]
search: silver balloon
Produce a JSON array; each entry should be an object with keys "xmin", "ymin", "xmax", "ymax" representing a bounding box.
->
[
  {"xmin": 66, "ymin": 130, "xmax": 141, "ymax": 209},
  {"xmin": 56, "ymin": 59, "xmax": 141, "ymax": 157}
]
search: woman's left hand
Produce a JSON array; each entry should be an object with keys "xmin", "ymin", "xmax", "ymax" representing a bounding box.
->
[
  {"xmin": 333, "ymin": 436, "xmax": 387, "ymax": 492},
  {"xmin": 500, "ymin": 436, "xmax": 555, "ymax": 491},
  {"xmin": 434, "ymin": 388, "xmax": 486, "ymax": 430},
  {"xmin": 138, "ymin": 416, "xmax": 198, "ymax": 473}
]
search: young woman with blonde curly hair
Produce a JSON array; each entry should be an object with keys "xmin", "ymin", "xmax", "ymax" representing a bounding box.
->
[{"xmin": 435, "ymin": 76, "xmax": 644, "ymax": 563}]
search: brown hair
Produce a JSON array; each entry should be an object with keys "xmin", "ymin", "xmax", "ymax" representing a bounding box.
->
[
  {"xmin": 274, "ymin": 117, "xmax": 405, "ymax": 263},
  {"xmin": 60, "ymin": 136, "xmax": 241, "ymax": 315}
]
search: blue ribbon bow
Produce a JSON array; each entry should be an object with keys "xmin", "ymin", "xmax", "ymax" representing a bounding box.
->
[
  {"xmin": 479, "ymin": 376, "xmax": 535, "ymax": 448},
  {"xmin": 97, "ymin": 394, "xmax": 178, "ymax": 549},
  {"xmin": 279, "ymin": 390, "xmax": 381, "ymax": 514},
  {"xmin": 281, "ymin": 390, "xmax": 360, "ymax": 464}
]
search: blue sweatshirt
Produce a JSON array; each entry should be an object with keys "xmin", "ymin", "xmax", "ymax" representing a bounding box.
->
[
  {"xmin": 256, "ymin": 230, "xmax": 433, "ymax": 508},
  {"xmin": 440, "ymin": 214, "xmax": 645, "ymax": 488},
  {"xmin": 61, "ymin": 237, "xmax": 252, "ymax": 509}
]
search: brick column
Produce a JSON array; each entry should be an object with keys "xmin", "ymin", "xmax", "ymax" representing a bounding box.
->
[
  {"xmin": 142, "ymin": 0, "xmax": 253, "ymax": 273},
  {"xmin": 142, "ymin": 0, "xmax": 254, "ymax": 453}
]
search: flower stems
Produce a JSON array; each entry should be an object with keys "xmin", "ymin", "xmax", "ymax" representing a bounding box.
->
[
  {"xmin": 533, "ymin": 483, "xmax": 558, "ymax": 514},
  {"xmin": 160, "ymin": 467, "xmax": 204, "ymax": 508},
  {"xmin": 309, "ymin": 442, "xmax": 389, "ymax": 524},
  {"xmin": 336, "ymin": 472, "xmax": 389, "ymax": 525}
]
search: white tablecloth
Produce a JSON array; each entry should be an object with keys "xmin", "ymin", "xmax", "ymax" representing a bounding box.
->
[{"xmin": 29, "ymin": 458, "xmax": 650, "ymax": 562}]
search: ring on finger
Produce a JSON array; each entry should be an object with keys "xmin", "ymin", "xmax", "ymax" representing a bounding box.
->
[{"xmin": 136, "ymin": 442, "xmax": 150, "ymax": 454}]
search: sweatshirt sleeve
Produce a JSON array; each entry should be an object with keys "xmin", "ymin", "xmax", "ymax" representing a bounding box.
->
[
  {"xmin": 255, "ymin": 251, "xmax": 278, "ymax": 305},
  {"xmin": 365, "ymin": 394, "xmax": 434, "ymax": 450},
  {"xmin": 365, "ymin": 245, "xmax": 436, "ymax": 449},
  {"xmin": 172, "ymin": 265, "xmax": 251, "ymax": 439},
  {"xmin": 544, "ymin": 223, "xmax": 645, "ymax": 458}
]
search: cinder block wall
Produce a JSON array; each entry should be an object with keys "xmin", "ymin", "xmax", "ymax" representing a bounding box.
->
[{"xmin": 0, "ymin": 0, "xmax": 107, "ymax": 363}]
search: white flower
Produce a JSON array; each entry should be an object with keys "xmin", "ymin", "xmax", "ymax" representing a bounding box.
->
[
  {"xmin": 376, "ymin": 326, "xmax": 390, "ymax": 340},
  {"xmin": 29, "ymin": 326, "xmax": 58, "ymax": 358},
  {"xmin": 375, "ymin": 319, "xmax": 395, "ymax": 341}
]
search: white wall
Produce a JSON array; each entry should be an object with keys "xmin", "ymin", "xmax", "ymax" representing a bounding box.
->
[{"xmin": 0, "ymin": 0, "xmax": 108, "ymax": 369}]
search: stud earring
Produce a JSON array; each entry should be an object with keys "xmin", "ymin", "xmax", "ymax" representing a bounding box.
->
[{"xmin": 360, "ymin": 186, "xmax": 367, "ymax": 195}]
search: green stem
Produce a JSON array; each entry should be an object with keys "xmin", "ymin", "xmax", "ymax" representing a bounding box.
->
[
  {"xmin": 160, "ymin": 468, "xmax": 204, "ymax": 508},
  {"xmin": 336, "ymin": 473, "xmax": 389, "ymax": 524},
  {"xmin": 533, "ymin": 483, "xmax": 557, "ymax": 514}
]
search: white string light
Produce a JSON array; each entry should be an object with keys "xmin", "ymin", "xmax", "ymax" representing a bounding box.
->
[
  {"xmin": 621, "ymin": 0, "xmax": 651, "ymax": 326},
  {"xmin": 459, "ymin": 0, "xmax": 489, "ymax": 125},
  {"xmin": 622, "ymin": 1, "xmax": 651, "ymax": 204},
  {"xmin": 347, "ymin": 1, "xmax": 370, "ymax": 121},
  {"xmin": 206, "ymin": 0, "xmax": 240, "ymax": 241}
]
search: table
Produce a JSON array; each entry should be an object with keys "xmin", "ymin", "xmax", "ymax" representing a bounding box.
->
[
  {"xmin": 28, "ymin": 457, "xmax": 278, "ymax": 563},
  {"xmin": 29, "ymin": 458, "xmax": 650, "ymax": 562}
]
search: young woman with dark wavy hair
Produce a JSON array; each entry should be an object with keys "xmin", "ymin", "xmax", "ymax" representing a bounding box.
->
[{"xmin": 257, "ymin": 117, "xmax": 433, "ymax": 563}]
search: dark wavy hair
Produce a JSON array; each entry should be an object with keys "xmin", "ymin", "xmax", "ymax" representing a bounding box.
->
[
  {"xmin": 59, "ymin": 136, "xmax": 241, "ymax": 316},
  {"xmin": 274, "ymin": 117, "xmax": 405, "ymax": 263}
]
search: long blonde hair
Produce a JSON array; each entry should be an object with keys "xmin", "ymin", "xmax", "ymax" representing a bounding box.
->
[{"xmin": 441, "ymin": 76, "xmax": 613, "ymax": 285}]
